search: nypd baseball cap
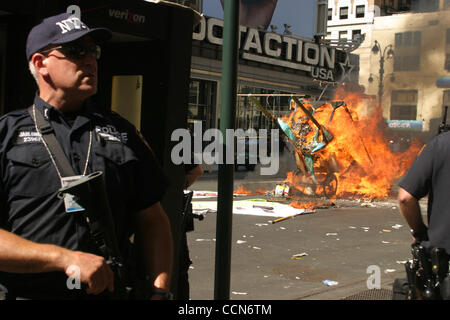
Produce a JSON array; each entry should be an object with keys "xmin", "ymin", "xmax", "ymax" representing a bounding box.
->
[{"xmin": 26, "ymin": 12, "xmax": 112, "ymax": 61}]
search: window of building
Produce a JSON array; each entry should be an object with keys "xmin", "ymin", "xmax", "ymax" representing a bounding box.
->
[
  {"xmin": 339, "ymin": 30, "xmax": 347, "ymax": 41},
  {"xmin": 394, "ymin": 31, "xmax": 421, "ymax": 71},
  {"xmin": 403, "ymin": 31, "xmax": 412, "ymax": 46},
  {"xmin": 352, "ymin": 30, "xmax": 361, "ymax": 40},
  {"xmin": 398, "ymin": 0, "xmax": 411, "ymax": 11},
  {"xmin": 445, "ymin": 0, "xmax": 450, "ymax": 10},
  {"xmin": 328, "ymin": 8, "xmax": 332, "ymax": 20},
  {"xmin": 237, "ymin": 86, "xmax": 292, "ymax": 131},
  {"xmin": 394, "ymin": 55, "xmax": 420, "ymax": 72},
  {"xmin": 356, "ymin": 5, "xmax": 365, "ymax": 18},
  {"xmin": 395, "ymin": 31, "xmax": 421, "ymax": 47},
  {"xmin": 411, "ymin": 0, "xmax": 439, "ymax": 12},
  {"xmin": 188, "ymin": 79, "xmax": 217, "ymax": 132},
  {"xmin": 390, "ymin": 90, "xmax": 418, "ymax": 120},
  {"xmin": 339, "ymin": 7, "xmax": 348, "ymax": 19},
  {"xmin": 391, "ymin": 105, "xmax": 417, "ymax": 120},
  {"xmin": 396, "ymin": 31, "xmax": 421, "ymax": 46},
  {"xmin": 395, "ymin": 33, "xmax": 401, "ymax": 46}
]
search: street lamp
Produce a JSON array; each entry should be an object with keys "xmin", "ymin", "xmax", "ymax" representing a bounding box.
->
[
  {"xmin": 371, "ymin": 40, "xmax": 394, "ymax": 108},
  {"xmin": 283, "ymin": 24, "xmax": 292, "ymax": 35},
  {"xmin": 368, "ymin": 72, "xmax": 395, "ymax": 84}
]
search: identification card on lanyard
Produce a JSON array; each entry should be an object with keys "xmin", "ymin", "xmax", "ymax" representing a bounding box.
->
[
  {"xmin": 30, "ymin": 105, "xmax": 93, "ymax": 213},
  {"xmin": 61, "ymin": 175, "xmax": 85, "ymax": 213}
]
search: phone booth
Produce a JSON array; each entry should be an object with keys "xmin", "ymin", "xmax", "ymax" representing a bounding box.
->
[{"xmin": 0, "ymin": 0, "xmax": 197, "ymax": 298}]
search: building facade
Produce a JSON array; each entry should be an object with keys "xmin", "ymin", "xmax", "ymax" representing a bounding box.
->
[{"xmin": 327, "ymin": 0, "xmax": 450, "ymax": 140}]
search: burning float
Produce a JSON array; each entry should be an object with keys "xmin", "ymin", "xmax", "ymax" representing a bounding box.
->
[{"xmin": 245, "ymin": 87, "xmax": 423, "ymax": 204}]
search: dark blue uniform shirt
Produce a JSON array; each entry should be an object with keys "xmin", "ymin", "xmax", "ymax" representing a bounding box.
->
[
  {"xmin": 0, "ymin": 95, "xmax": 169, "ymax": 298},
  {"xmin": 399, "ymin": 132, "xmax": 450, "ymax": 254}
]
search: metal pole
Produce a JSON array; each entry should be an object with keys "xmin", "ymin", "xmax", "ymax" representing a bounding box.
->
[
  {"xmin": 378, "ymin": 55, "xmax": 384, "ymax": 109},
  {"xmin": 214, "ymin": 0, "xmax": 239, "ymax": 300}
]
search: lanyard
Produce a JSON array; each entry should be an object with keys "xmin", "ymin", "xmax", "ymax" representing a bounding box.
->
[{"xmin": 30, "ymin": 104, "xmax": 93, "ymax": 181}]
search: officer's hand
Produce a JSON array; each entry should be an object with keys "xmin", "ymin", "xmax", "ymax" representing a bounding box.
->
[{"xmin": 64, "ymin": 251, "xmax": 115, "ymax": 295}]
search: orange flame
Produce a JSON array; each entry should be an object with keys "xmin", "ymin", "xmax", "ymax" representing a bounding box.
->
[
  {"xmin": 285, "ymin": 87, "xmax": 423, "ymax": 199},
  {"xmin": 254, "ymin": 189, "xmax": 266, "ymax": 195},
  {"xmin": 234, "ymin": 185, "xmax": 253, "ymax": 195},
  {"xmin": 289, "ymin": 200, "xmax": 330, "ymax": 209},
  {"xmin": 234, "ymin": 185, "xmax": 266, "ymax": 196}
]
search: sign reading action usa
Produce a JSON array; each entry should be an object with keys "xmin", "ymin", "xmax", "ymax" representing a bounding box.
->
[{"xmin": 193, "ymin": 16, "xmax": 355, "ymax": 83}]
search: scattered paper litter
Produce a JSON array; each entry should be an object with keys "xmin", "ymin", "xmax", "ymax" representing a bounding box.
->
[
  {"xmin": 291, "ymin": 253, "xmax": 308, "ymax": 260},
  {"xmin": 193, "ymin": 191, "xmax": 218, "ymax": 199},
  {"xmin": 361, "ymin": 202, "xmax": 376, "ymax": 208},
  {"xmin": 193, "ymin": 208, "xmax": 216, "ymax": 215},
  {"xmin": 236, "ymin": 240, "xmax": 247, "ymax": 244},
  {"xmin": 392, "ymin": 224, "xmax": 403, "ymax": 229},
  {"xmin": 385, "ymin": 269, "xmax": 396, "ymax": 273},
  {"xmin": 193, "ymin": 200, "xmax": 316, "ymax": 218},
  {"xmin": 231, "ymin": 291, "xmax": 248, "ymax": 295},
  {"xmin": 322, "ymin": 280, "xmax": 339, "ymax": 286},
  {"xmin": 326, "ymin": 233, "xmax": 338, "ymax": 236}
]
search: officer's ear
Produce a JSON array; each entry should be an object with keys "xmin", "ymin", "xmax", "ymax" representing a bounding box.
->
[{"xmin": 31, "ymin": 53, "xmax": 50, "ymax": 77}]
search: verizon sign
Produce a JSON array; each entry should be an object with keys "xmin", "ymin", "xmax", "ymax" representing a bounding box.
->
[
  {"xmin": 108, "ymin": 8, "xmax": 146, "ymax": 24},
  {"xmin": 67, "ymin": 4, "xmax": 147, "ymax": 25},
  {"xmin": 193, "ymin": 16, "xmax": 354, "ymax": 82}
]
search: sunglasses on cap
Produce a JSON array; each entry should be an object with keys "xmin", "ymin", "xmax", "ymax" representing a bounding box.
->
[{"xmin": 40, "ymin": 44, "xmax": 101, "ymax": 60}]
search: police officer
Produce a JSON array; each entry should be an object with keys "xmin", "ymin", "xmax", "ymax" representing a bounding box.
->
[
  {"xmin": 398, "ymin": 133, "xmax": 450, "ymax": 250},
  {"xmin": 0, "ymin": 13, "xmax": 173, "ymax": 299}
]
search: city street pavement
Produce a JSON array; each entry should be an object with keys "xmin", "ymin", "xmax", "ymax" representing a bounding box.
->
[{"xmin": 183, "ymin": 167, "xmax": 427, "ymax": 300}]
